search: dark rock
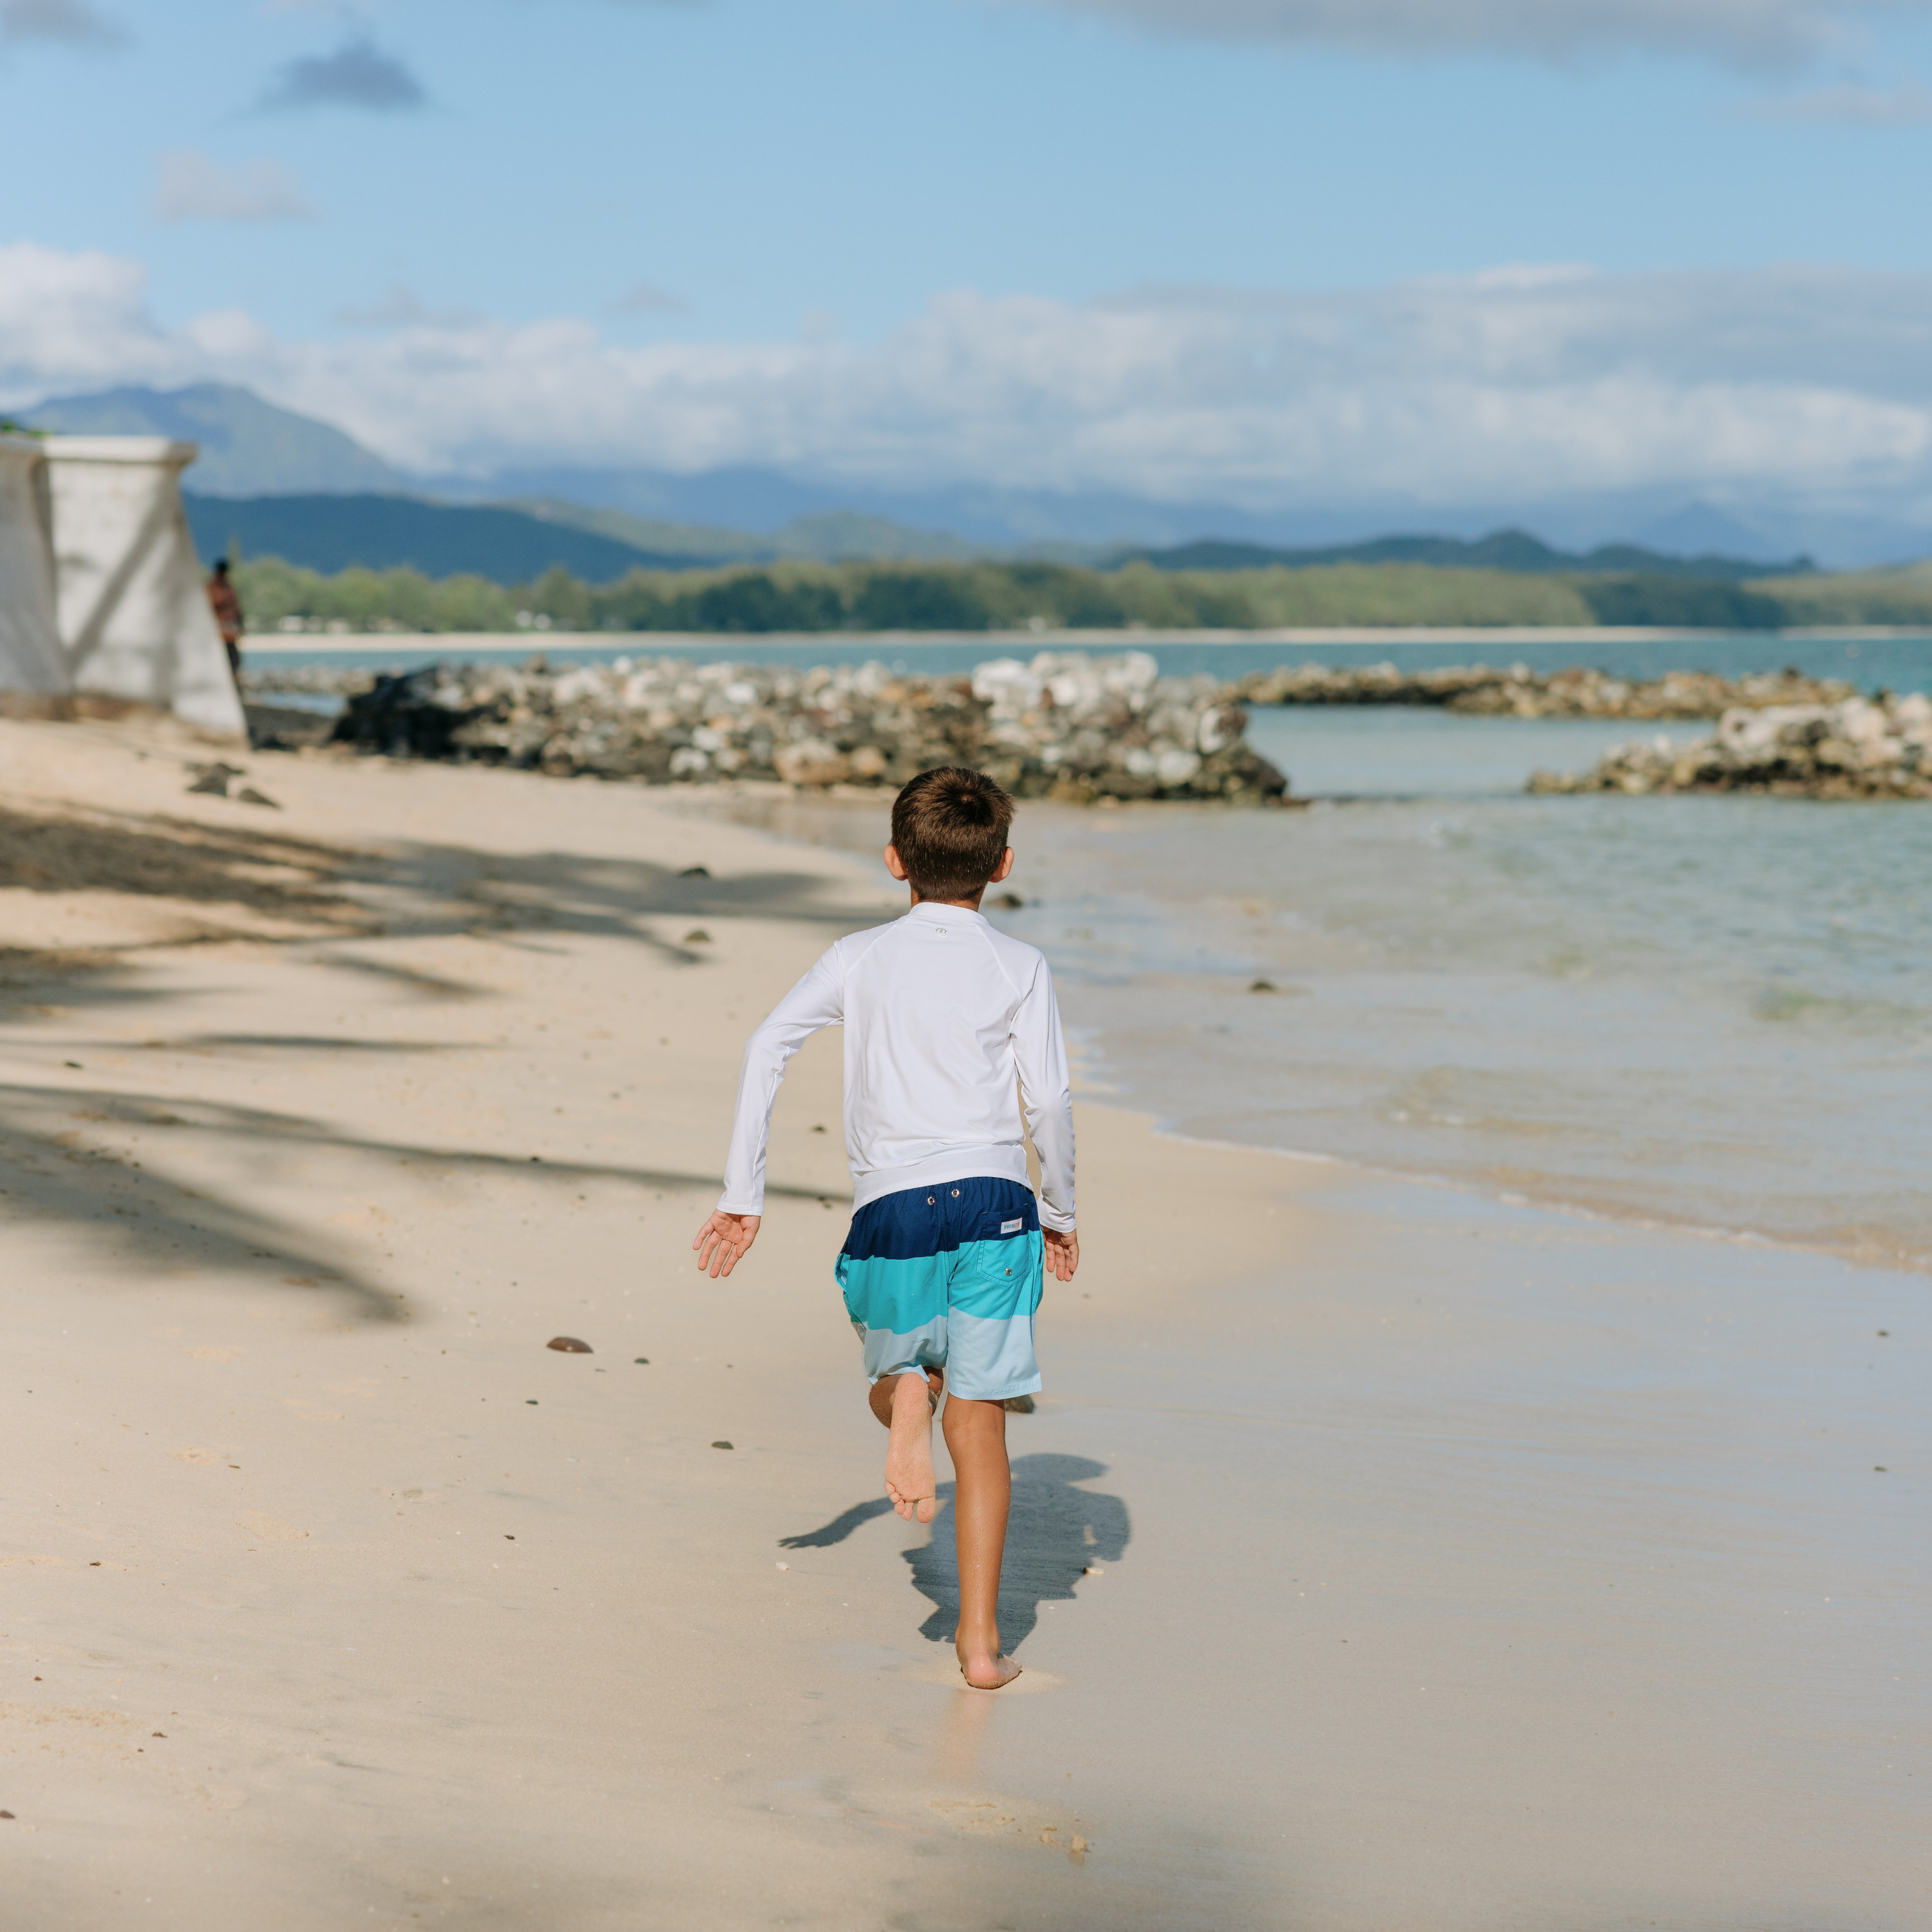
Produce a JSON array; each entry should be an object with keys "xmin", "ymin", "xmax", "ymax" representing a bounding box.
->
[
  {"xmin": 234, "ymin": 787, "xmax": 281, "ymax": 810},
  {"xmin": 245, "ymin": 702, "xmax": 336, "ymax": 750},
  {"xmin": 679, "ymin": 865, "xmax": 710, "ymax": 877},
  {"xmin": 711, "ymin": 1439, "xmax": 734, "ymax": 1450},
  {"xmin": 546, "ymin": 1336, "xmax": 592, "ymax": 1354}
]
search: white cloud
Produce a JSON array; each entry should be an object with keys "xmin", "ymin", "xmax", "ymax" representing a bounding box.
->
[
  {"xmin": 989, "ymin": 0, "xmax": 1931, "ymax": 69},
  {"xmin": 0, "ymin": 243, "xmax": 183, "ymax": 394},
  {"xmin": 8, "ymin": 241, "xmax": 1932, "ymax": 527},
  {"xmin": 1750, "ymin": 77, "xmax": 1932, "ymax": 118},
  {"xmin": 153, "ymin": 151, "xmax": 316, "ymax": 223}
]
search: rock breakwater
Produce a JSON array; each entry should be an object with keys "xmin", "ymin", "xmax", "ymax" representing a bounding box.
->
[
  {"xmin": 1231, "ymin": 662, "xmax": 1853, "ymax": 717},
  {"xmin": 308, "ymin": 651, "xmax": 1289, "ymax": 802},
  {"xmin": 1528, "ymin": 695, "xmax": 1932, "ymax": 798}
]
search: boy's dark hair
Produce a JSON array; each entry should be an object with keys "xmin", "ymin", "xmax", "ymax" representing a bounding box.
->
[{"xmin": 890, "ymin": 766, "xmax": 1015, "ymax": 903}]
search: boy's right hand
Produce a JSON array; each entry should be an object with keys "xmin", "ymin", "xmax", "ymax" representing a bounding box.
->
[
  {"xmin": 1044, "ymin": 1227, "xmax": 1079, "ymax": 1283},
  {"xmin": 693, "ymin": 1211, "xmax": 761, "ymax": 1278}
]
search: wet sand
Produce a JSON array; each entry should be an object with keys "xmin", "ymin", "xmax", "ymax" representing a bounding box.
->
[{"xmin": 0, "ymin": 717, "xmax": 1925, "ymax": 1929}]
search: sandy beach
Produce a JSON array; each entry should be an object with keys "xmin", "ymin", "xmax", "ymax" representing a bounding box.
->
[{"xmin": 1, "ymin": 716, "xmax": 1926, "ymax": 1930}]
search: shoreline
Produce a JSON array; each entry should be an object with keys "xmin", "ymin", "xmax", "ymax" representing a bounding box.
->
[
  {"xmin": 0, "ymin": 714, "xmax": 1925, "ymax": 1928},
  {"xmin": 1153, "ymin": 1123, "xmax": 1932, "ymax": 1282}
]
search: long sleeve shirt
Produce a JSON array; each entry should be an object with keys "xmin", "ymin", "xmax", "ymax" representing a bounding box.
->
[{"xmin": 717, "ymin": 902, "xmax": 1077, "ymax": 1231}]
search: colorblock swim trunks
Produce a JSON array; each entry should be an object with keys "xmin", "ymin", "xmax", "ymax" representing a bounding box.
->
[{"xmin": 834, "ymin": 1176, "xmax": 1045, "ymax": 1402}]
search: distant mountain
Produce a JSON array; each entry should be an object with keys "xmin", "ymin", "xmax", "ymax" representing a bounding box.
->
[
  {"xmin": 24, "ymin": 383, "xmax": 411, "ymax": 496},
  {"xmin": 430, "ymin": 461, "xmax": 1311, "ymax": 551},
  {"xmin": 516, "ymin": 497, "xmax": 981, "ymax": 565},
  {"xmin": 505, "ymin": 498, "xmax": 772, "ymax": 565},
  {"xmin": 184, "ymin": 493, "xmax": 692, "ymax": 583},
  {"xmin": 1629, "ymin": 502, "xmax": 1792, "ymax": 564},
  {"xmin": 1119, "ymin": 528, "xmax": 1814, "ymax": 582}
]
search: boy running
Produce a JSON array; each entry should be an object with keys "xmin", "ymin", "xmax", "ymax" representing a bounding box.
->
[{"xmin": 692, "ymin": 767, "xmax": 1078, "ymax": 1690}]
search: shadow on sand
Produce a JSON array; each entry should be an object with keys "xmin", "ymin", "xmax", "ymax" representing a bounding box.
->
[
  {"xmin": 0, "ymin": 799, "xmax": 886, "ymax": 1324},
  {"xmin": 781, "ymin": 1452, "xmax": 1131, "ymax": 1653}
]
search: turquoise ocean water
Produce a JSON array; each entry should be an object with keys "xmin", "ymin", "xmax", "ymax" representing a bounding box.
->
[
  {"xmin": 1012, "ymin": 706, "xmax": 1932, "ymax": 1271},
  {"xmin": 270, "ymin": 628, "xmax": 1932, "ymax": 1270}
]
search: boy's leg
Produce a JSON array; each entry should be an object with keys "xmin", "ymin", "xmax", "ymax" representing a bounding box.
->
[
  {"xmin": 867, "ymin": 1366, "xmax": 942, "ymax": 1429},
  {"xmin": 872, "ymin": 1368, "xmax": 942, "ymax": 1523},
  {"xmin": 942, "ymin": 1396, "xmax": 1020, "ymax": 1690}
]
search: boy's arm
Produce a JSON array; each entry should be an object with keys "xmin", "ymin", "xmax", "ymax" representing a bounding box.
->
[
  {"xmin": 696, "ymin": 949, "xmax": 844, "ymax": 1278},
  {"xmin": 1012, "ymin": 957, "xmax": 1076, "ymax": 1236},
  {"xmin": 715, "ymin": 947, "xmax": 845, "ymax": 1219}
]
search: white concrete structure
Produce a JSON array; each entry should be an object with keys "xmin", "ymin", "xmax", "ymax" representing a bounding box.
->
[
  {"xmin": 0, "ymin": 434, "xmax": 68, "ymax": 703},
  {"xmin": 43, "ymin": 437, "xmax": 245, "ymax": 739}
]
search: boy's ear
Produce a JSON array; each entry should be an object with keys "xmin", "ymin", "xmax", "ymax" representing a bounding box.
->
[
  {"xmin": 883, "ymin": 844, "xmax": 910, "ymax": 883},
  {"xmin": 989, "ymin": 846, "xmax": 1016, "ymax": 884}
]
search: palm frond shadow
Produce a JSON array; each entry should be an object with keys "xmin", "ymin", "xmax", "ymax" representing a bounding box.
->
[{"xmin": 1, "ymin": 1078, "xmax": 847, "ymax": 1324}]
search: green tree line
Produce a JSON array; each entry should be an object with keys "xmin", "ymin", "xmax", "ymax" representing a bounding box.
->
[{"xmin": 231, "ymin": 552, "xmax": 1801, "ymax": 636}]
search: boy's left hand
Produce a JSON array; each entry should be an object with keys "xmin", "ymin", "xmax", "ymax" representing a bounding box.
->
[
  {"xmin": 1044, "ymin": 1227, "xmax": 1079, "ymax": 1283},
  {"xmin": 693, "ymin": 1211, "xmax": 761, "ymax": 1278}
]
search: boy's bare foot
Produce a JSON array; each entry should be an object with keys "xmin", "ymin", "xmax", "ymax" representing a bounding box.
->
[
  {"xmin": 884, "ymin": 1372, "xmax": 938, "ymax": 1523},
  {"xmin": 958, "ymin": 1650, "xmax": 1022, "ymax": 1690}
]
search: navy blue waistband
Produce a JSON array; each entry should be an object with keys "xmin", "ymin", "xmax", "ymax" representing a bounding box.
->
[{"xmin": 840, "ymin": 1175, "xmax": 1039, "ymax": 1261}]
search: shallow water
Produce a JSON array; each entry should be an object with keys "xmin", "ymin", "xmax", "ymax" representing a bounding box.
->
[{"xmin": 689, "ymin": 706, "xmax": 1932, "ymax": 1273}]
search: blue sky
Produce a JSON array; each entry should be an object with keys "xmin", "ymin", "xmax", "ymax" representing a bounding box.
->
[{"xmin": 5, "ymin": 0, "xmax": 1932, "ymax": 549}]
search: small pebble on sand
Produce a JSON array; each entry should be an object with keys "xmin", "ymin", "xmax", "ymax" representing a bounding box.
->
[
  {"xmin": 547, "ymin": 1336, "xmax": 593, "ymax": 1354},
  {"xmin": 685, "ymin": 929, "xmax": 712, "ymax": 943},
  {"xmin": 1249, "ymin": 978, "xmax": 1277, "ymax": 993},
  {"xmin": 712, "ymin": 1440, "xmax": 734, "ymax": 1450},
  {"xmin": 634, "ymin": 1357, "xmax": 650, "ymax": 1364}
]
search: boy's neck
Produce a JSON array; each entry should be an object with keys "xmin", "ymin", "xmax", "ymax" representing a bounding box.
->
[{"xmin": 909, "ymin": 889, "xmax": 986, "ymax": 913}]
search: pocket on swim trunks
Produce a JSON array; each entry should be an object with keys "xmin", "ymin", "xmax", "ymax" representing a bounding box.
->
[{"xmin": 949, "ymin": 1208, "xmax": 1043, "ymax": 1320}]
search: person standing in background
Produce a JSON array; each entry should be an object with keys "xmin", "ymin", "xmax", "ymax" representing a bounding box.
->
[{"xmin": 207, "ymin": 558, "xmax": 244, "ymax": 679}]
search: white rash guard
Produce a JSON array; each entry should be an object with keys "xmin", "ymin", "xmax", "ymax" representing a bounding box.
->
[{"xmin": 717, "ymin": 901, "xmax": 1077, "ymax": 1231}]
